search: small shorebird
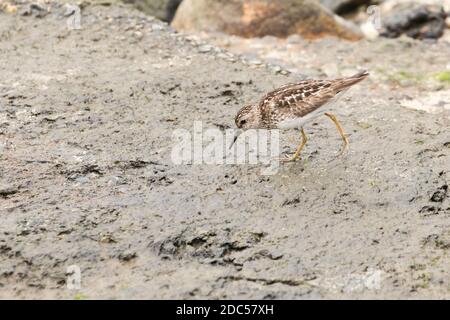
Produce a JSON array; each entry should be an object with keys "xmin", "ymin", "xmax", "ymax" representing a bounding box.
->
[{"xmin": 232, "ymin": 70, "xmax": 369, "ymax": 162}]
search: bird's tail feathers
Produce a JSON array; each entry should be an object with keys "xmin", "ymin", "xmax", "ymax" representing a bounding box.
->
[
  {"xmin": 333, "ymin": 70, "xmax": 369, "ymax": 91},
  {"xmin": 350, "ymin": 70, "xmax": 370, "ymax": 79}
]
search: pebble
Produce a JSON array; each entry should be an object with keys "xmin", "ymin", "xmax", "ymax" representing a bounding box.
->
[
  {"xmin": 133, "ymin": 31, "xmax": 143, "ymax": 40},
  {"xmin": 42, "ymin": 115, "xmax": 61, "ymax": 122},
  {"xmin": 249, "ymin": 59, "xmax": 263, "ymax": 65},
  {"xmin": 151, "ymin": 23, "xmax": 165, "ymax": 32},
  {"xmin": 185, "ymin": 36, "xmax": 197, "ymax": 42},
  {"xmin": 118, "ymin": 251, "xmax": 137, "ymax": 262},
  {"xmin": 269, "ymin": 65, "xmax": 282, "ymax": 73},
  {"xmin": 0, "ymin": 185, "xmax": 18, "ymax": 197},
  {"xmin": 198, "ymin": 45, "xmax": 213, "ymax": 53},
  {"xmin": 216, "ymin": 53, "xmax": 231, "ymax": 59}
]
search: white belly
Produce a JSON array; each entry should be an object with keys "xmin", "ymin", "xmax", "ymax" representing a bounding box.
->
[{"xmin": 277, "ymin": 107, "xmax": 328, "ymax": 129}]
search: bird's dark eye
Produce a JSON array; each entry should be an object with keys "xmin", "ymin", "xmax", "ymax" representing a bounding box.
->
[{"xmin": 239, "ymin": 119, "xmax": 247, "ymax": 126}]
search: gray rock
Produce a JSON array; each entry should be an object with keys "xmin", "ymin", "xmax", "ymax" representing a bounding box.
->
[
  {"xmin": 0, "ymin": 185, "xmax": 18, "ymax": 197},
  {"xmin": 123, "ymin": 0, "xmax": 182, "ymax": 22},
  {"xmin": 380, "ymin": 4, "xmax": 447, "ymax": 40},
  {"xmin": 319, "ymin": 0, "xmax": 373, "ymax": 14},
  {"xmin": 198, "ymin": 44, "xmax": 212, "ymax": 53},
  {"xmin": 118, "ymin": 251, "xmax": 137, "ymax": 262},
  {"xmin": 20, "ymin": 2, "xmax": 48, "ymax": 18}
]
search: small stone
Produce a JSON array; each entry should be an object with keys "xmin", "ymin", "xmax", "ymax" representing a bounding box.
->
[
  {"xmin": 20, "ymin": 3, "xmax": 47, "ymax": 18},
  {"xmin": 0, "ymin": 185, "xmax": 18, "ymax": 197},
  {"xmin": 185, "ymin": 36, "xmax": 197, "ymax": 42},
  {"xmin": 270, "ymin": 65, "xmax": 282, "ymax": 73},
  {"xmin": 216, "ymin": 53, "xmax": 229, "ymax": 59},
  {"xmin": 133, "ymin": 31, "xmax": 143, "ymax": 40},
  {"xmin": 249, "ymin": 59, "xmax": 263, "ymax": 66},
  {"xmin": 430, "ymin": 186, "xmax": 448, "ymax": 203},
  {"xmin": 151, "ymin": 23, "xmax": 165, "ymax": 32},
  {"xmin": 118, "ymin": 251, "xmax": 137, "ymax": 262},
  {"xmin": 100, "ymin": 234, "xmax": 116, "ymax": 244},
  {"xmin": 198, "ymin": 45, "xmax": 212, "ymax": 53},
  {"xmin": 42, "ymin": 115, "xmax": 61, "ymax": 122}
]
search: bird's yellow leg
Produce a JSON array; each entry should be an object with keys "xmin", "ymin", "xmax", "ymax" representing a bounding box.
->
[
  {"xmin": 282, "ymin": 127, "xmax": 307, "ymax": 162},
  {"xmin": 324, "ymin": 112, "xmax": 349, "ymax": 156}
]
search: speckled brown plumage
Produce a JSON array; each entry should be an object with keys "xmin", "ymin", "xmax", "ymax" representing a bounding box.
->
[
  {"xmin": 233, "ymin": 70, "xmax": 369, "ymax": 161},
  {"xmin": 235, "ymin": 70, "xmax": 369, "ymax": 129}
]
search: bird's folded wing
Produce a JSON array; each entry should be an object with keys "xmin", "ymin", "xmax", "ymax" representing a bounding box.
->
[{"xmin": 260, "ymin": 80, "xmax": 336, "ymax": 119}]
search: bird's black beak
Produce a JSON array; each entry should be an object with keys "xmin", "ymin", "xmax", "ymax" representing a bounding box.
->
[{"xmin": 229, "ymin": 129, "xmax": 242, "ymax": 149}]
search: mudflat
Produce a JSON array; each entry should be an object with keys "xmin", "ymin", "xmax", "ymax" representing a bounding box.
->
[{"xmin": 0, "ymin": 2, "xmax": 449, "ymax": 299}]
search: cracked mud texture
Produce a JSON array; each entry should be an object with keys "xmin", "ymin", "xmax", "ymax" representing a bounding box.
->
[{"xmin": 0, "ymin": 2, "xmax": 449, "ymax": 299}]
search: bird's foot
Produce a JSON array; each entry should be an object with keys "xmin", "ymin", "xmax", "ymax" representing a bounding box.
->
[
  {"xmin": 280, "ymin": 153, "xmax": 301, "ymax": 163},
  {"xmin": 336, "ymin": 140, "xmax": 349, "ymax": 157}
]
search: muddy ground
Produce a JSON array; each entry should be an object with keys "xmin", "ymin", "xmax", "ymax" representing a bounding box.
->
[{"xmin": 0, "ymin": 2, "xmax": 449, "ymax": 299}]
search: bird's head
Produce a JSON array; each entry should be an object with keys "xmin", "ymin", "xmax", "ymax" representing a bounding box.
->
[
  {"xmin": 234, "ymin": 104, "xmax": 260, "ymax": 129},
  {"xmin": 230, "ymin": 104, "xmax": 260, "ymax": 149}
]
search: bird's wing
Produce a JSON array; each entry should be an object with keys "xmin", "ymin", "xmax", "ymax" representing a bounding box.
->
[{"xmin": 260, "ymin": 80, "xmax": 336, "ymax": 121}]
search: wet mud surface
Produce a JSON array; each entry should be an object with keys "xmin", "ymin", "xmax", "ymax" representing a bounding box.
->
[{"xmin": 0, "ymin": 2, "xmax": 449, "ymax": 299}]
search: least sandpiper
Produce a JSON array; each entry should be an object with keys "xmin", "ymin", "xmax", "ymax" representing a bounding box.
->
[{"xmin": 232, "ymin": 70, "xmax": 369, "ymax": 161}]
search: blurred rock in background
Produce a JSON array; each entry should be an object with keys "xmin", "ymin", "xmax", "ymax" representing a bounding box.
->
[
  {"xmin": 326, "ymin": 0, "xmax": 450, "ymax": 40},
  {"xmin": 380, "ymin": 0, "xmax": 450, "ymax": 12},
  {"xmin": 319, "ymin": 0, "xmax": 374, "ymax": 14},
  {"xmin": 113, "ymin": 0, "xmax": 450, "ymax": 42},
  {"xmin": 17, "ymin": 0, "xmax": 445, "ymax": 42},
  {"xmin": 380, "ymin": 3, "xmax": 447, "ymax": 39},
  {"xmin": 172, "ymin": 0, "xmax": 363, "ymax": 40},
  {"xmin": 123, "ymin": 0, "xmax": 182, "ymax": 22}
]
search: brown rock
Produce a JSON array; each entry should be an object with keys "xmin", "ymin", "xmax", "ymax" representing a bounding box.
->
[{"xmin": 172, "ymin": 0, "xmax": 363, "ymax": 40}]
